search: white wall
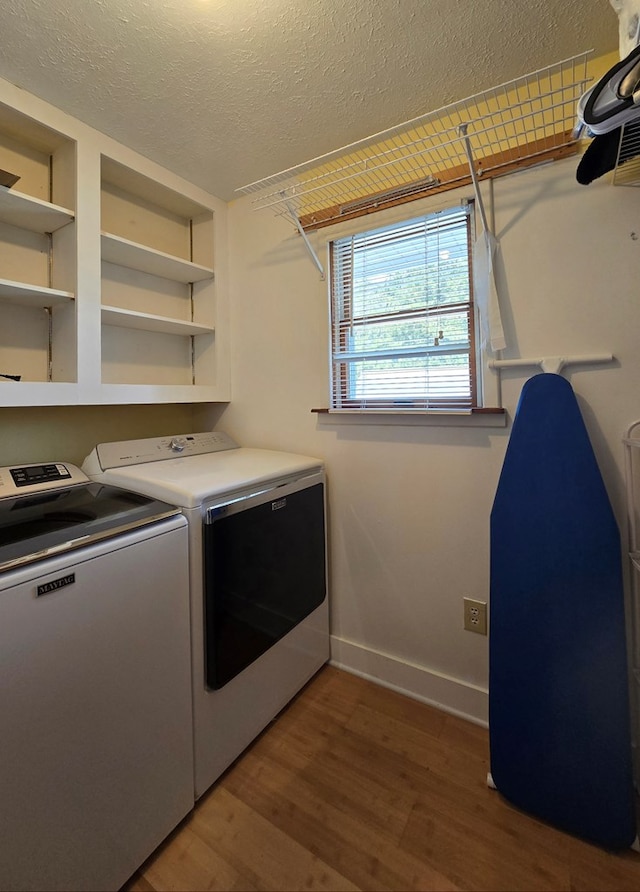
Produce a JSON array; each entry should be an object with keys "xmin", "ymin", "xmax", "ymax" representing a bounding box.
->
[
  {"xmin": 0, "ymin": 404, "xmax": 199, "ymax": 468},
  {"xmin": 203, "ymin": 156, "xmax": 640, "ymax": 725}
]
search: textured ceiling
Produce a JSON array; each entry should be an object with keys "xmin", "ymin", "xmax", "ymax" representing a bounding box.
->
[{"xmin": 0, "ymin": 0, "xmax": 620, "ymax": 201}]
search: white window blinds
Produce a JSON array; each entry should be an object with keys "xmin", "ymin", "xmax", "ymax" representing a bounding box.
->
[{"xmin": 330, "ymin": 204, "xmax": 476, "ymax": 410}]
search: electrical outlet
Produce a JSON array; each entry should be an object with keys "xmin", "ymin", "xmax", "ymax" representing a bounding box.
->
[{"xmin": 463, "ymin": 598, "xmax": 487, "ymax": 635}]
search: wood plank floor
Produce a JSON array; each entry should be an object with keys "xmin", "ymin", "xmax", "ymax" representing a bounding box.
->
[{"xmin": 124, "ymin": 665, "xmax": 640, "ymax": 891}]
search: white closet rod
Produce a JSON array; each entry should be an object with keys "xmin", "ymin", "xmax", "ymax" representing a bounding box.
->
[{"xmin": 489, "ymin": 354, "xmax": 614, "ymax": 375}]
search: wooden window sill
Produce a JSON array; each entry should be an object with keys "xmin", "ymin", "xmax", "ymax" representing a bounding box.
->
[{"xmin": 311, "ymin": 408, "xmax": 507, "ymax": 428}]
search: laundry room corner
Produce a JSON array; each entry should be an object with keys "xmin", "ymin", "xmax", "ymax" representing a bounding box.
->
[{"xmin": 199, "ymin": 149, "xmax": 640, "ymax": 728}]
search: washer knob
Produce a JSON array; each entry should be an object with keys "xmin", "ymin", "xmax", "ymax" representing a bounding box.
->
[{"xmin": 169, "ymin": 437, "xmax": 187, "ymax": 453}]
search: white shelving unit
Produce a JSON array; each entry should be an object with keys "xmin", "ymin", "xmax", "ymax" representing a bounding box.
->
[
  {"xmin": 0, "ymin": 101, "xmax": 77, "ymax": 391},
  {"xmin": 0, "ymin": 78, "xmax": 229, "ymax": 406},
  {"xmin": 100, "ymin": 156, "xmax": 218, "ymax": 392}
]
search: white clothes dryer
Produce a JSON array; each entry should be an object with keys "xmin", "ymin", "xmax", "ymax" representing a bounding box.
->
[{"xmin": 83, "ymin": 432, "xmax": 330, "ymax": 797}]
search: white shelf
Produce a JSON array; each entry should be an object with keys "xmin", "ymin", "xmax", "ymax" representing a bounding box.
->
[
  {"xmin": 0, "ymin": 382, "xmax": 80, "ymax": 406},
  {"xmin": 101, "ymin": 232, "xmax": 214, "ymax": 284},
  {"xmin": 97, "ymin": 383, "xmax": 220, "ymax": 405},
  {"xmin": 101, "ymin": 305, "xmax": 214, "ymax": 336},
  {"xmin": 102, "ymin": 157, "xmax": 209, "ymax": 218},
  {"xmin": 0, "ymin": 187, "xmax": 73, "ymax": 233},
  {"xmin": 0, "ymin": 277, "xmax": 74, "ymax": 307},
  {"xmin": 0, "ymin": 380, "xmax": 221, "ymax": 407}
]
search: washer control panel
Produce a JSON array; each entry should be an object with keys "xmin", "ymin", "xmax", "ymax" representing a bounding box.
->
[
  {"xmin": 0, "ymin": 462, "xmax": 88, "ymax": 499},
  {"xmin": 84, "ymin": 431, "xmax": 239, "ymax": 472}
]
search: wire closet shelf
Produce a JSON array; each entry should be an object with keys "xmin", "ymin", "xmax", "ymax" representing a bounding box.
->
[
  {"xmin": 237, "ymin": 51, "xmax": 592, "ymax": 232},
  {"xmin": 613, "ymin": 118, "xmax": 640, "ymax": 186}
]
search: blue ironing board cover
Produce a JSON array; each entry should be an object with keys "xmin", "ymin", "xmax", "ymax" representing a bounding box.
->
[{"xmin": 489, "ymin": 373, "xmax": 635, "ymax": 848}]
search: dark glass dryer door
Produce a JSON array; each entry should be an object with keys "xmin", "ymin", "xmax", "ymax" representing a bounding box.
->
[{"xmin": 203, "ymin": 476, "xmax": 326, "ymax": 690}]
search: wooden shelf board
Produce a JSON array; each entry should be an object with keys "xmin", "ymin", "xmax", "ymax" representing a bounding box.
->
[
  {"xmin": 97, "ymin": 383, "xmax": 224, "ymax": 404},
  {"xmin": 0, "ymin": 187, "xmax": 74, "ymax": 233},
  {"xmin": 0, "ymin": 382, "xmax": 80, "ymax": 407},
  {"xmin": 101, "ymin": 305, "xmax": 214, "ymax": 336},
  {"xmin": 101, "ymin": 157, "xmax": 211, "ymax": 218},
  {"xmin": 101, "ymin": 232, "xmax": 214, "ymax": 283},
  {"xmin": 0, "ymin": 278, "xmax": 74, "ymax": 307}
]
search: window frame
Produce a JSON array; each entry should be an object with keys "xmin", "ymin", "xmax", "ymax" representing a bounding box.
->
[{"xmin": 328, "ymin": 199, "xmax": 479, "ymax": 412}]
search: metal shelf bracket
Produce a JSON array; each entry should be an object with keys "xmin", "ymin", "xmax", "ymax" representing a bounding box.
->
[
  {"xmin": 279, "ymin": 191, "xmax": 325, "ymax": 279},
  {"xmin": 459, "ymin": 124, "xmax": 490, "ymax": 234}
]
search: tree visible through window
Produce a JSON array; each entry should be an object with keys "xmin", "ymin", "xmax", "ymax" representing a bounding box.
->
[{"xmin": 329, "ymin": 204, "xmax": 477, "ymax": 409}]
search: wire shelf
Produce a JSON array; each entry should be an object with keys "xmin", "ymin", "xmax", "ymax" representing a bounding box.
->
[
  {"xmin": 613, "ymin": 118, "xmax": 640, "ymax": 186},
  {"xmin": 237, "ymin": 51, "xmax": 592, "ymax": 231}
]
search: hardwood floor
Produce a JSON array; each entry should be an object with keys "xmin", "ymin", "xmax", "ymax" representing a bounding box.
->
[{"xmin": 124, "ymin": 666, "xmax": 640, "ymax": 891}]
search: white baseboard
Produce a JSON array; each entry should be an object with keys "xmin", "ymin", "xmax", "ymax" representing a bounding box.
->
[{"xmin": 330, "ymin": 635, "xmax": 488, "ymax": 728}]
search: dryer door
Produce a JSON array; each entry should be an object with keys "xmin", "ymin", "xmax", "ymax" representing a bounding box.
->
[{"xmin": 203, "ymin": 474, "xmax": 326, "ymax": 690}]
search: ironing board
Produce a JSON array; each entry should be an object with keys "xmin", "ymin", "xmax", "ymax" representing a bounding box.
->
[{"xmin": 489, "ymin": 372, "xmax": 636, "ymax": 848}]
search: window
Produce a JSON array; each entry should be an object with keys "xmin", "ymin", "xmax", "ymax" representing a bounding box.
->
[{"xmin": 329, "ymin": 204, "xmax": 477, "ymax": 410}]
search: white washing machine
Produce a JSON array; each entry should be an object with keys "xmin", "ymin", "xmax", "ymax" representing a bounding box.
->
[
  {"xmin": 0, "ymin": 461, "xmax": 193, "ymax": 891},
  {"xmin": 83, "ymin": 432, "xmax": 330, "ymax": 797}
]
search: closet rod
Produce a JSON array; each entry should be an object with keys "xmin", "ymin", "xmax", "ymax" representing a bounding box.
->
[{"xmin": 489, "ymin": 354, "xmax": 614, "ymax": 375}]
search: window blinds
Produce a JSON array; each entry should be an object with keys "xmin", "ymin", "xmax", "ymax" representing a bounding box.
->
[{"xmin": 330, "ymin": 205, "xmax": 476, "ymax": 409}]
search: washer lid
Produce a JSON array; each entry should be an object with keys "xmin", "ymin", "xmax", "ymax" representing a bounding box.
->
[
  {"xmin": 0, "ymin": 483, "xmax": 182, "ymax": 573},
  {"xmin": 84, "ymin": 448, "xmax": 324, "ymax": 508}
]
